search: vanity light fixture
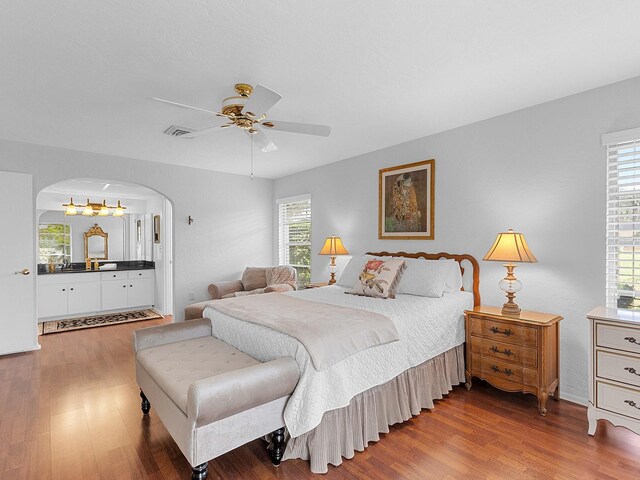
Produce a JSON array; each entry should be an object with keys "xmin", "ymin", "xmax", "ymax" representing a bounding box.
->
[
  {"xmin": 113, "ymin": 200, "xmax": 125, "ymax": 217},
  {"xmin": 98, "ymin": 200, "xmax": 110, "ymax": 216},
  {"xmin": 82, "ymin": 198, "xmax": 94, "ymax": 216},
  {"xmin": 63, "ymin": 198, "xmax": 77, "ymax": 216},
  {"xmin": 63, "ymin": 197, "xmax": 127, "ymax": 217}
]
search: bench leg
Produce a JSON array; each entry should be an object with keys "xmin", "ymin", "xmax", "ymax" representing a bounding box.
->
[
  {"xmin": 140, "ymin": 390, "xmax": 151, "ymax": 415},
  {"xmin": 269, "ymin": 427, "xmax": 285, "ymax": 467},
  {"xmin": 191, "ymin": 462, "xmax": 208, "ymax": 480}
]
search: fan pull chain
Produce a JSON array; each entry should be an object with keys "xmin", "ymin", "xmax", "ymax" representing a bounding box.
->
[{"xmin": 250, "ymin": 135, "xmax": 254, "ymax": 180}]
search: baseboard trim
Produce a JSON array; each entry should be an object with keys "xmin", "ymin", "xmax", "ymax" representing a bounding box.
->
[
  {"xmin": 559, "ymin": 392, "xmax": 588, "ymax": 407},
  {"xmin": 1, "ymin": 343, "xmax": 41, "ymax": 356}
]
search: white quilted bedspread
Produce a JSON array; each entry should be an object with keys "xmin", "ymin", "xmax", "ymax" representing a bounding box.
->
[{"xmin": 203, "ymin": 286, "xmax": 472, "ymax": 437}]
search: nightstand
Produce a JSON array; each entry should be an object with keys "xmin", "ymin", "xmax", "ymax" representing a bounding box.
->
[
  {"xmin": 464, "ymin": 306, "xmax": 563, "ymax": 415},
  {"xmin": 304, "ymin": 282, "xmax": 329, "ymax": 289}
]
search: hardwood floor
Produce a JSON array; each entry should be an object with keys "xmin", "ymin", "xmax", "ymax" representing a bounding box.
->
[{"xmin": 1, "ymin": 318, "xmax": 640, "ymax": 479}]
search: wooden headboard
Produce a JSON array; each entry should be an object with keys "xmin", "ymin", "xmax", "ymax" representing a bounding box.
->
[{"xmin": 366, "ymin": 251, "xmax": 481, "ymax": 307}]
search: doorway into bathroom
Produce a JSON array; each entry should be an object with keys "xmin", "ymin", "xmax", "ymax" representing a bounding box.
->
[{"xmin": 35, "ymin": 178, "xmax": 174, "ymax": 336}]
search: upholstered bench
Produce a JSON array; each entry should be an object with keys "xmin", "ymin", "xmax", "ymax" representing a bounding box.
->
[{"xmin": 133, "ymin": 319, "xmax": 299, "ymax": 480}]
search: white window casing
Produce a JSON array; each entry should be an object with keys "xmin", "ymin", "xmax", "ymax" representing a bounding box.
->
[
  {"xmin": 604, "ymin": 129, "xmax": 640, "ymax": 309},
  {"xmin": 277, "ymin": 195, "xmax": 311, "ymax": 286}
]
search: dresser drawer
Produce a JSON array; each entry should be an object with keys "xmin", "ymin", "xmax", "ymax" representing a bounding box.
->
[
  {"xmin": 597, "ymin": 351, "xmax": 640, "ymax": 388},
  {"xmin": 597, "ymin": 381, "xmax": 640, "ymax": 419},
  {"xmin": 470, "ymin": 336, "xmax": 537, "ymax": 368},
  {"xmin": 596, "ymin": 323, "xmax": 640, "ymax": 354},
  {"xmin": 469, "ymin": 316, "xmax": 538, "ymax": 346}
]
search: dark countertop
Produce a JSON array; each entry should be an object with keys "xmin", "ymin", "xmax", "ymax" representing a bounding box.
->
[{"xmin": 38, "ymin": 260, "xmax": 155, "ymax": 275}]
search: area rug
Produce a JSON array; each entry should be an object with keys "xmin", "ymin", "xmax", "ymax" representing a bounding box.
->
[{"xmin": 38, "ymin": 309, "xmax": 163, "ymax": 335}]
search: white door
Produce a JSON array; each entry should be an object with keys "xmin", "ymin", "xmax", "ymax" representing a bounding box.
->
[
  {"xmin": 38, "ymin": 284, "xmax": 68, "ymax": 318},
  {"xmin": 0, "ymin": 171, "xmax": 37, "ymax": 355},
  {"xmin": 127, "ymin": 278, "xmax": 154, "ymax": 308},
  {"xmin": 67, "ymin": 282, "xmax": 100, "ymax": 316},
  {"xmin": 101, "ymin": 280, "xmax": 128, "ymax": 311}
]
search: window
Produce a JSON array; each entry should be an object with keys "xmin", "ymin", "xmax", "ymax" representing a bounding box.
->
[
  {"xmin": 278, "ymin": 195, "xmax": 311, "ymax": 286},
  {"xmin": 605, "ymin": 130, "xmax": 640, "ymax": 309},
  {"xmin": 39, "ymin": 223, "xmax": 71, "ymax": 265}
]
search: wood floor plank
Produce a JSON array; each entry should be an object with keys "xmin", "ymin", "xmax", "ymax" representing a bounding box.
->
[{"xmin": 1, "ymin": 316, "xmax": 640, "ymax": 479}]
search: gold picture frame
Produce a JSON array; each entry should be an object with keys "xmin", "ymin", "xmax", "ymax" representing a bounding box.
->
[
  {"xmin": 153, "ymin": 215, "xmax": 161, "ymax": 243},
  {"xmin": 378, "ymin": 159, "xmax": 435, "ymax": 240}
]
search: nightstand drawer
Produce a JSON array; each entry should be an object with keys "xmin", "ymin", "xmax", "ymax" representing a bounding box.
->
[
  {"xmin": 470, "ymin": 336, "xmax": 537, "ymax": 368},
  {"xmin": 476, "ymin": 356, "xmax": 538, "ymax": 387},
  {"xmin": 596, "ymin": 323, "xmax": 640, "ymax": 355},
  {"xmin": 597, "ymin": 381, "xmax": 640, "ymax": 420},
  {"xmin": 469, "ymin": 316, "xmax": 538, "ymax": 346},
  {"xmin": 597, "ymin": 351, "xmax": 640, "ymax": 388}
]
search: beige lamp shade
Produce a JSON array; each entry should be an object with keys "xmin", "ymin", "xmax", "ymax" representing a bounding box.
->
[
  {"xmin": 319, "ymin": 236, "xmax": 349, "ymax": 256},
  {"xmin": 483, "ymin": 229, "xmax": 537, "ymax": 263}
]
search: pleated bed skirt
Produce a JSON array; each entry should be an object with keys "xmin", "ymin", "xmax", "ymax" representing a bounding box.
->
[{"xmin": 282, "ymin": 343, "xmax": 465, "ymax": 473}]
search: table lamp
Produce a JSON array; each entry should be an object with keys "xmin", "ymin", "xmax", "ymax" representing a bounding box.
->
[
  {"xmin": 319, "ymin": 236, "xmax": 349, "ymax": 284},
  {"xmin": 483, "ymin": 229, "xmax": 537, "ymax": 316}
]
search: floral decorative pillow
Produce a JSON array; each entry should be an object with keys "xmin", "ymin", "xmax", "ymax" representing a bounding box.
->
[{"xmin": 348, "ymin": 258, "xmax": 406, "ymax": 299}]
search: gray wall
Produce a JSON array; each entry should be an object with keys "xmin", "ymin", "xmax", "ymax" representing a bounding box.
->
[
  {"xmin": 274, "ymin": 75, "xmax": 640, "ymax": 405},
  {"xmin": 0, "ymin": 138, "xmax": 273, "ymax": 321}
]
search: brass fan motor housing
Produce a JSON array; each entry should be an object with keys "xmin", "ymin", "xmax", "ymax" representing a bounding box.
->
[{"xmin": 234, "ymin": 83, "xmax": 253, "ymax": 98}]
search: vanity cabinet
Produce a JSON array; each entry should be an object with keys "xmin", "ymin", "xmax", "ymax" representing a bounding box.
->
[
  {"xmin": 101, "ymin": 270, "xmax": 154, "ymax": 311},
  {"xmin": 38, "ymin": 273, "xmax": 100, "ymax": 319},
  {"xmin": 38, "ymin": 269, "xmax": 154, "ymax": 320}
]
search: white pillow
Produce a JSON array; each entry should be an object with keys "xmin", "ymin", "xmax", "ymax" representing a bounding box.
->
[
  {"xmin": 336, "ymin": 255, "xmax": 374, "ymax": 287},
  {"xmin": 440, "ymin": 259, "xmax": 463, "ymax": 293},
  {"xmin": 393, "ymin": 258, "xmax": 449, "ymax": 297}
]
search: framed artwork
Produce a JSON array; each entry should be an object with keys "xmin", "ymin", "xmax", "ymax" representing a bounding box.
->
[
  {"xmin": 153, "ymin": 215, "xmax": 161, "ymax": 243},
  {"xmin": 378, "ymin": 159, "xmax": 435, "ymax": 240}
]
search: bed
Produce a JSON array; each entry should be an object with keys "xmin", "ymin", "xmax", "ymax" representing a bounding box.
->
[{"xmin": 203, "ymin": 251, "xmax": 480, "ymax": 473}]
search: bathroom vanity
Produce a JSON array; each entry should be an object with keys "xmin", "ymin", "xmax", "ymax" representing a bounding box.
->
[{"xmin": 37, "ymin": 261, "xmax": 155, "ymax": 320}]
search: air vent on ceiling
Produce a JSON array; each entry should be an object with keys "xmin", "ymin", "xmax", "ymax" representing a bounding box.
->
[{"xmin": 163, "ymin": 125, "xmax": 194, "ymax": 137}]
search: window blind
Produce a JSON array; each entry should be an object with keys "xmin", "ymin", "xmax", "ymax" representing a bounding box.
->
[
  {"xmin": 606, "ymin": 139, "xmax": 640, "ymax": 309},
  {"xmin": 278, "ymin": 196, "xmax": 311, "ymax": 286}
]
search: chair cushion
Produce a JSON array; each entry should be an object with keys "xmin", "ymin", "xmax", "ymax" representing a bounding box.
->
[
  {"xmin": 184, "ymin": 300, "xmax": 217, "ymax": 320},
  {"xmin": 242, "ymin": 267, "xmax": 268, "ymax": 291},
  {"xmin": 136, "ymin": 336, "xmax": 260, "ymax": 414}
]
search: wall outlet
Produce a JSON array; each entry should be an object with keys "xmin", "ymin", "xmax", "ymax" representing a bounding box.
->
[{"xmin": 188, "ymin": 292, "xmax": 195, "ymax": 300}]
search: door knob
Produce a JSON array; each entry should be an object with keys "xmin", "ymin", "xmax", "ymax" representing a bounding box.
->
[{"xmin": 15, "ymin": 268, "xmax": 30, "ymax": 276}]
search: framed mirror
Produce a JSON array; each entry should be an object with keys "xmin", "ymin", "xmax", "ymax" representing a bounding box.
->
[{"xmin": 84, "ymin": 224, "xmax": 108, "ymax": 260}]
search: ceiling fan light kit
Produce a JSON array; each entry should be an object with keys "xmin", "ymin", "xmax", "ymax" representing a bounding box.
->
[{"xmin": 151, "ymin": 83, "xmax": 332, "ymax": 155}]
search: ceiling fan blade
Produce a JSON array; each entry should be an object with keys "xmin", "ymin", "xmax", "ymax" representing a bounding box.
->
[
  {"xmin": 181, "ymin": 122, "xmax": 232, "ymax": 139},
  {"xmin": 242, "ymin": 85, "xmax": 282, "ymax": 118},
  {"xmin": 148, "ymin": 97, "xmax": 224, "ymax": 117},
  {"xmin": 263, "ymin": 120, "xmax": 331, "ymax": 137},
  {"xmin": 247, "ymin": 129, "xmax": 278, "ymax": 153}
]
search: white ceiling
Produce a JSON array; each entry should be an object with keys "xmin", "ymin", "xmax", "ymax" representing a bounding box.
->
[{"xmin": 2, "ymin": 1, "xmax": 640, "ymax": 179}]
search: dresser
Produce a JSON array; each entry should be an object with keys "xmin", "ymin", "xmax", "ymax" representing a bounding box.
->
[
  {"xmin": 586, "ymin": 307, "xmax": 640, "ymax": 436},
  {"xmin": 465, "ymin": 306, "xmax": 562, "ymax": 415}
]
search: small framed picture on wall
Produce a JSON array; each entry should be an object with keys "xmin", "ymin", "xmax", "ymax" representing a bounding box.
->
[
  {"xmin": 378, "ymin": 159, "xmax": 435, "ymax": 240},
  {"xmin": 153, "ymin": 215, "xmax": 161, "ymax": 243}
]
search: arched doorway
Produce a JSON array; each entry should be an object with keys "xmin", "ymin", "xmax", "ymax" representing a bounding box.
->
[{"xmin": 34, "ymin": 178, "xmax": 174, "ymax": 337}]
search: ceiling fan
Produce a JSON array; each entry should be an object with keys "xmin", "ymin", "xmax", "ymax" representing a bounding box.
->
[{"xmin": 150, "ymin": 83, "xmax": 331, "ymax": 153}]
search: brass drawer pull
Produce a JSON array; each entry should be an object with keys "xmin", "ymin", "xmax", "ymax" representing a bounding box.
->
[
  {"xmin": 624, "ymin": 400, "xmax": 640, "ymax": 410},
  {"xmin": 624, "ymin": 367, "xmax": 640, "ymax": 377},
  {"xmin": 625, "ymin": 336, "xmax": 640, "ymax": 345},
  {"xmin": 490, "ymin": 326, "xmax": 513, "ymax": 337},
  {"xmin": 490, "ymin": 346, "xmax": 513, "ymax": 356},
  {"xmin": 490, "ymin": 365, "xmax": 514, "ymax": 376}
]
